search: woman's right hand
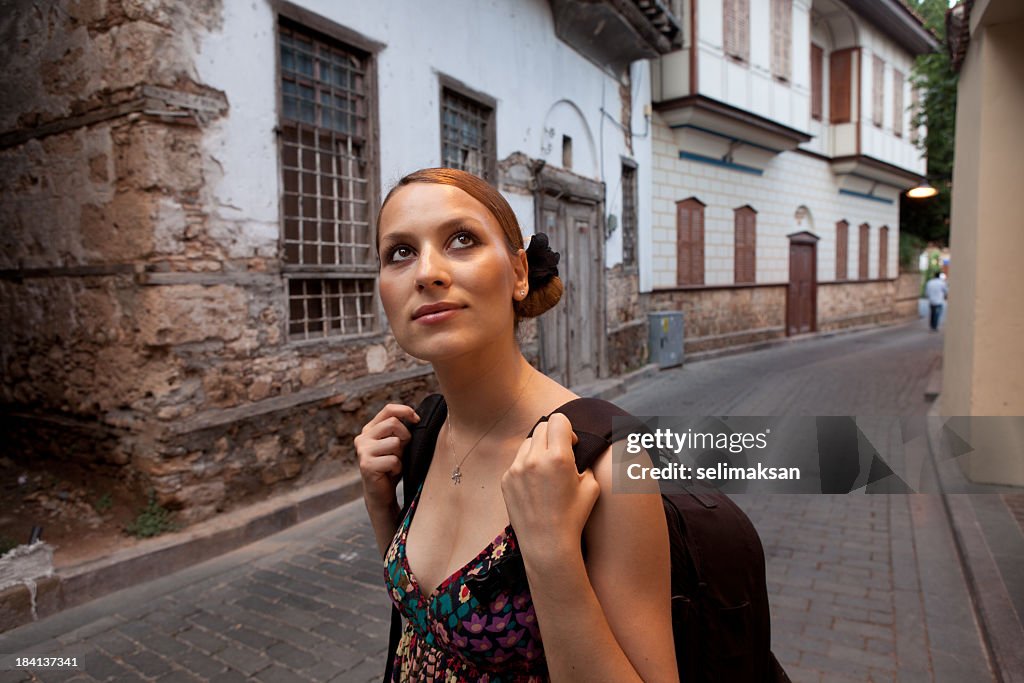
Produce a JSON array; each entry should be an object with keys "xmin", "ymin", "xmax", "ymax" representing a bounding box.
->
[{"xmin": 354, "ymin": 403, "xmax": 419, "ymax": 509}]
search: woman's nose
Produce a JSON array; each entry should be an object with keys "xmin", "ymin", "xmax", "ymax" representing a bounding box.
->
[{"xmin": 414, "ymin": 246, "xmax": 451, "ymax": 290}]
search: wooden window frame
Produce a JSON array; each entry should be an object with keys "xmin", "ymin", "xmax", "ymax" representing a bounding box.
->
[
  {"xmin": 274, "ymin": 11, "xmax": 383, "ymax": 342},
  {"xmin": 835, "ymin": 220, "xmax": 849, "ymax": 281},
  {"xmin": 733, "ymin": 205, "xmax": 757, "ymax": 284},
  {"xmin": 830, "ymin": 49, "xmax": 854, "ymax": 124},
  {"xmin": 676, "ymin": 198, "xmax": 705, "ymax": 286},
  {"xmin": 859, "ymin": 223, "xmax": 870, "ymax": 280},
  {"xmin": 811, "ymin": 44, "xmax": 824, "ymax": 121},
  {"xmin": 438, "ymin": 74, "xmax": 497, "ymax": 183},
  {"xmin": 878, "ymin": 225, "xmax": 889, "ymax": 279}
]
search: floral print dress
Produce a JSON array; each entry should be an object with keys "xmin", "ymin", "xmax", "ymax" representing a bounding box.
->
[{"xmin": 384, "ymin": 483, "xmax": 548, "ymax": 681}]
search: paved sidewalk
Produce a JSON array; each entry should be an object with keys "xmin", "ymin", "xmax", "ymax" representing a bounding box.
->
[{"xmin": 0, "ymin": 501, "xmax": 393, "ymax": 683}]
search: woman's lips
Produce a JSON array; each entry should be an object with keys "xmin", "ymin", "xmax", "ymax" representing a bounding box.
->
[{"xmin": 413, "ymin": 307, "xmax": 462, "ymax": 324}]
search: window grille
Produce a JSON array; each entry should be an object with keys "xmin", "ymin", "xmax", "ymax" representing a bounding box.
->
[
  {"xmin": 621, "ymin": 164, "xmax": 638, "ymax": 268},
  {"xmin": 279, "ymin": 21, "xmax": 377, "ymax": 340},
  {"xmin": 441, "ymin": 88, "xmax": 493, "ymax": 181}
]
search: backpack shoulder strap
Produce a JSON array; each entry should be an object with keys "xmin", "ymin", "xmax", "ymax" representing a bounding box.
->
[
  {"xmin": 383, "ymin": 393, "xmax": 446, "ymax": 682},
  {"xmin": 529, "ymin": 397, "xmax": 639, "ymax": 472},
  {"xmin": 400, "ymin": 393, "xmax": 447, "ymax": 511}
]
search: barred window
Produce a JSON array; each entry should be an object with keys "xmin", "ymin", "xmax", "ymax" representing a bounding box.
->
[
  {"xmin": 441, "ymin": 87, "xmax": 495, "ymax": 181},
  {"xmin": 279, "ymin": 20, "xmax": 377, "ymax": 340},
  {"xmin": 621, "ymin": 163, "xmax": 638, "ymax": 268}
]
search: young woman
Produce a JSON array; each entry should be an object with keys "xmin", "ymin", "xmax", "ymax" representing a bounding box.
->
[{"xmin": 355, "ymin": 168, "xmax": 677, "ymax": 682}]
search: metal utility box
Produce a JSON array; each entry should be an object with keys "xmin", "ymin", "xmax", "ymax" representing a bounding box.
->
[{"xmin": 648, "ymin": 312, "xmax": 684, "ymax": 369}]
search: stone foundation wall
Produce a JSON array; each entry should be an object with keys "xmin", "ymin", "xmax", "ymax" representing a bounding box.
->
[
  {"xmin": 819, "ymin": 273, "xmax": 919, "ymax": 332},
  {"xmin": 606, "ymin": 264, "xmax": 646, "ymax": 373},
  {"xmin": 645, "ymin": 285, "xmax": 788, "ymax": 353}
]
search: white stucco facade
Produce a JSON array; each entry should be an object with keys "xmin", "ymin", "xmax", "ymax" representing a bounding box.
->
[
  {"xmin": 193, "ymin": 0, "xmax": 653, "ymax": 269},
  {"xmin": 645, "ymin": 0, "xmax": 930, "ymax": 295}
]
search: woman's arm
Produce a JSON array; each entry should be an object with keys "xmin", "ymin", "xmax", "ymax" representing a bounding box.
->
[{"xmin": 502, "ymin": 416, "xmax": 678, "ymax": 683}]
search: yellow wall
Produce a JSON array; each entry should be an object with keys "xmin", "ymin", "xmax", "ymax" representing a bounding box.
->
[{"xmin": 942, "ymin": 0, "xmax": 1024, "ymax": 485}]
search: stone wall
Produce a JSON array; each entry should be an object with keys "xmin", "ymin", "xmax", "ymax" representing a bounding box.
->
[
  {"xmin": 605, "ymin": 263, "xmax": 647, "ymax": 373},
  {"xmin": 646, "ymin": 285, "xmax": 788, "ymax": 353},
  {"xmin": 819, "ymin": 273, "xmax": 920, "ymax": 332}
]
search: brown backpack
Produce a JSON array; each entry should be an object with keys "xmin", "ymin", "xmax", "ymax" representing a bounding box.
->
[{"xmin": 383, "ymin": 394, "xmax": 791, "ymax": 682}]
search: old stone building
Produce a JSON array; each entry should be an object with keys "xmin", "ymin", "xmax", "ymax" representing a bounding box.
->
[{"xmin": 0, "ymin": 1, "xmax": 677, "ymax": 521}]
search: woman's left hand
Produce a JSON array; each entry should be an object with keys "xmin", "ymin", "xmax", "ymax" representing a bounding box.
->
[{"xmin": 501, "ymin": 412, "xmax": 599, "ymax": 564}]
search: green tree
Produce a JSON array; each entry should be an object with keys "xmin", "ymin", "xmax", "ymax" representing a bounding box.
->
[{"xmin": 899, "ymin": 0, "xmax": 957, "ymax": 245}]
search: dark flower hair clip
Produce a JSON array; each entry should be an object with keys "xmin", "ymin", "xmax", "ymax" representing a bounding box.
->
[{"xmin": 525, "ymin": 233, "xmax": 560, "ymax": 290}]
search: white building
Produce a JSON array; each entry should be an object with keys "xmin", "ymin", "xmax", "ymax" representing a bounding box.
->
[{"xmin": 642, "ymin": 0, "xmax": 936, "ymax": 350}]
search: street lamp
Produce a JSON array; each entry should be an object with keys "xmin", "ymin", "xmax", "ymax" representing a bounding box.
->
[{"xmin": 907, "ymin": 180, "xmax": 938, "ymax": 199}]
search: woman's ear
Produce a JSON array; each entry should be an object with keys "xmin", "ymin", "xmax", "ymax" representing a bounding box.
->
[{"xmin": 513, "ymin": 248, "xmax": 529, "ymax": 298}]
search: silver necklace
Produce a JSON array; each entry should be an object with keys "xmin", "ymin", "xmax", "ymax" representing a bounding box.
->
[{"xmin": 447, "ymin": 372, "xmax": 534, "ymax": 485}]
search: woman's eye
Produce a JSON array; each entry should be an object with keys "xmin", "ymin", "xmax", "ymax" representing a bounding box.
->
[
  {"xmin": 388, "ymin": 245, "xmax": 414, "ymax": 263},
  {"xmin": 451, "ymin": 231, "xmax": 475, "ymax": 249}
]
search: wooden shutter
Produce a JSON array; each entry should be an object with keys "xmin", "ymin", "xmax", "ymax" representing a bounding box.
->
[
  {"xmin": 677, "ymin": 199, "xmax": 705, "ymax": 286},
  {"xmin": 830, "ymin": 50, "xmax": 852, "ymax": 124},
  {"xmin": 859, "ymin": 223, "xmax": 870, "ymax": 280},
  {"xmin": 893, "ymin": 70, "xmax": 904, "ymax": 137},
  {"xmin": 724, "ymin": 0, "xmax": 736, "ymax": 58},
  {"xmin": 771, "ymin": 0, "xmax": 792, "ymax": 80},
  {"xmin": 811, "ymin": 44, "xmax": 823, "ymax": 120},
  {"xmin": 878, "ymin": 226, "xmax": 889, "ymax": 279},
  {"xmin": 737, "ymin": 0, "xmax": 749, "ymax": 62},
  {"xmin": 872, "ymin": 56, "xmax": 884, "ymax": 127},
  {"xmin": 835, "ymin": 220, "xmax": 848, "ymax": 280},
  {"xmin": 724, "ymin": 0, "xmax": 750, "ymax": 62},
  {"xmin": 734, "ymin": 206, "xmax": 756, "ymax": 284},
  {"xmin": 910, "ymin": 86, "xmax": 920, "ymax": 144}
]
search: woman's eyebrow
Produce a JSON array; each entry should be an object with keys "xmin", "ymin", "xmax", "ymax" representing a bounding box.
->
[{"xmin": 379, "ymin": 216, "xmax": 483, "ymax": 245}]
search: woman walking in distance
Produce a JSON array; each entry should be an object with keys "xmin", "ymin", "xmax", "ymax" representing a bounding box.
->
[{"xmin": 355, "ymin": 168, "xmax": 676, "ymax": 682}]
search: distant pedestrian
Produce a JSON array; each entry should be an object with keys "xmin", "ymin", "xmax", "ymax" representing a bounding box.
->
[{"xmin": 924, "ymin": 272, "xmax": 948, "ymax": 331}]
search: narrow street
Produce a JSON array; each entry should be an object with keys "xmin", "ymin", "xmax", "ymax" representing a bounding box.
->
[{"xmin": 1, "ymin": 324, "xmax": 1002, "ymax": 682}]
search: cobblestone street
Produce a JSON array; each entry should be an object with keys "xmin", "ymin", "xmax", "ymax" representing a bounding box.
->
[{"xmin": 1, "ymin": 323, "xmax": 1014, "ymax": 682}]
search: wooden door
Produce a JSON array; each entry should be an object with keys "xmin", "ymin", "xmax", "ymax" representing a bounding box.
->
[
  {"xmin": 787, "ymin": 232, "xmax": 818, "ymax": 335},
  {"xmin": 537, "ymin": 196, "xmax": 601, "ymax": 386}
]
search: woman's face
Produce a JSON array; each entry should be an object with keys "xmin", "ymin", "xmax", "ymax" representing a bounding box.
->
[{"xmin": 377, "ymin": 182, "xmax": 528, "ymax": 362}]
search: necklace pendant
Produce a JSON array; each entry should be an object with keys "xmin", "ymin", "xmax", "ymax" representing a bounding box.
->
[{"xmin": 451, "ymin": 466, "xmax": 462, "ymax": 485}]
